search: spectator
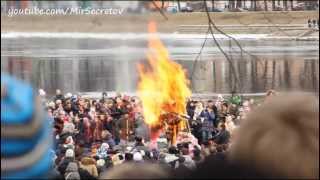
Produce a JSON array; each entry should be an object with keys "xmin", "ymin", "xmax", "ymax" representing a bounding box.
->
[
  {"xmin": 212, "ymin": 123, "xmax": 230, "ymax": 145},
  {"xmin": 80, "ymin": 157, "xmax": 99, "ymax": 178},
  {"xmin": 100, "ymin": 163, "xmax": 169, "ymax": 179},
  {"xmin": 54, "ymin": 89, "xmax": 65, "ymax": 102},
  {"xmin": 58, "ymin": 149, "xmax": 76, "ymax": 175},
  {"xmin": 229, "ymin": 94, "xmax": 319, "ymax": 179},
  {"xmin": 64, "ymin": 162, "xmax": 80, "ymax": 180}
]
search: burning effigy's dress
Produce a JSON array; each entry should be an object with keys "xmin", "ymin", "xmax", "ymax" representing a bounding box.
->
[{"xmin": 149, "ymin": 112, "xmax": 189, "ymax": 146}]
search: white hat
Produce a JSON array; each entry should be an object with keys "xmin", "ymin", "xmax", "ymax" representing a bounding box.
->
[
  {"xmin": 101, "ymin": 143, "xmax": 109, "ymax": 150},
  {"xmin": 126, "ymin": 146, "xmax": 133, "ymax": 152},
  {"xmin": 39, "ymin": 89, "xmax": 46, "ymax": 96},
  {"xmin": 65, "ymin": 149, "xmax": 74, "ymax": 158},
  {"xmin": 65, "ymin": 93, "xmax": 72, "ymax": 99},
  {"xmin": 140, "ymin": 150, "xmax": 145, "ymax": 157},
  {"xmin": 48, "ymin": 101, "xmax": 55, "ymax": 108},
  {"xmin": 133, "ymin": 152, "xmax": 143, "ymax": 162},
  {"xmin": 97, "ymin": 159, "xmax": 105, "ymax": 167}
]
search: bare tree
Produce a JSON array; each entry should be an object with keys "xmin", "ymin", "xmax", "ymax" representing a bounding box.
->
[
  {"xmin": 272, "ymin": 0, "xmax": 276, "ymax": 11},
  {"xmin": 177, "ymin": 0, "xmax": 181, "ymax": 11},
  {"xmin": 251, "ymin": 0, "xmax": 257, "ymax": 11},
  {"xmin": 236, "ymin": 0, "xmax": 242, "ymax": 8},
  {"xmin": 290, "ymin": 0, "xmax": 293, "ymax": 10},
  {"xmin": 284, "ymin": 0, "xmax": 288, "ymax": 11},
  {"xmin": 264, "ymin": 0, "xmax": 268, "ymax": 11}
]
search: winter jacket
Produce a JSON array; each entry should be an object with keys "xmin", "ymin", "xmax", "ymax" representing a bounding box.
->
[{"xmin": 80, "ymin": 157, "xmax": 98, "ymax": 177}]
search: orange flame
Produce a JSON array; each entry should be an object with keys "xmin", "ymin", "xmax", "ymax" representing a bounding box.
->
[{"xmin": 137, "ymin": 21, "xmax": 191, "ymax": 133}]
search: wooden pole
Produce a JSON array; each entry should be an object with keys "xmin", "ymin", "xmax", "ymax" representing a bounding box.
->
[{"xmin": 126, "ymin": 118, "xmax": 129, "ymax": 142}]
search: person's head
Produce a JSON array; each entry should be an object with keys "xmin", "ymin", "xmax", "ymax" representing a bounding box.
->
[
  {"xmin": 58, "ymin": 110, "xmax": 65, "ymax": 119},
  {"xmin": 65, "ymin": 149, "xmax": 74, "ymax": 158},
  {"xmin": 168, "ymin": 146, "xmax": 178, "ymax": 154},
  {"xmin": 218, "ymin": 123, "xmax": 226, "ymax": 131},
  {"xmin": 133, "ymin": 152, "xmax": 143, "ymax": 162},
  {"xmin": 56, "ymin": 89, "xmax": 61, "ymax": 95},
  {"xmin": 102, "ymin": 92, "xmax": 108, "ymax": 98},
  {"xmin": 125, "ymin": 153, "xmax": 133, "ymax": 161},
  {"xmin": 135, "ymin": 136, "xmax": 143, "ymax": 143},
  {"xmin": 56, "ymin": 99, "xmax": 62, "ymax": 106},
  {"xmin": 216, "ymin": 145, "xmax": 224, "ymax": 153},
  {"xmin": 97, "ymin": 159, "xmax": 105, "ymax": 168},
  {"xmin": 193, "ymin": 148, "xmax": 201, "ymax": 157},
  {"xmin": 102, "ymin": 130, "xmax": 111, "ymax": 140},
  {"xmin": 207, "ymin": 100, "xmax": 214, "ymax": 108},
  {"xmin": 196, "ymin": 102, "xmax": 203, "ymax": 109},
  {"xmin": 65, "ymin": 99, "xmax": 72, "ymax": 108},
  {"xmin": 100, "ymin": 163, "xmax": 169, "ymax": 179},
  {"xmin": 229, "ymin": 94, "xmax": 319, "ymax": 179},
  {"xmin": 222, "ymin": 102, "xmax": 228, "ymax": 111},
  {"xmin": 39, "ymin": 89, "xmax": 46, "ymax": 97},
  {"xmin": 123, "ymin": 113, "xmax": 129, "ymax": 119},
  {"xmin": 100, "ymin": 143, "xmax": 109, "ymax": 151},
  {"xmin": 182, "ymin": 147, "xmax": 189, "ymax": 155},
  {"xmin": 2, "ymin": 74, "xmax": 53, "ymax": 179}
]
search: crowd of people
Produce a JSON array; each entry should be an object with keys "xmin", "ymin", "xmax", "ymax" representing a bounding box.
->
[
  {"xmin": 40, "ymin": 89, "xmax": 258, "ymax": 179},
  {"xmin": 307, "ymin": 18, "xmax": 319, "ymax": 29},
  {"xmin": 2, "ymin": 74, "xmax": 318, "ymax": 179}
]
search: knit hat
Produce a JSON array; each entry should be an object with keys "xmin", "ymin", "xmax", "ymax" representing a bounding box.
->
[
  {"xmin": 65, "ymin": 149, "xmax": 74, "ymax": 158},
  {"xmin": 133, "ymin": 152, "xmax": 143, "ymax": 162},
  {"xmin": 38, "ymin": 89, "xmax": 46, "ymax": 97},
  {"xmin": 97, "ymin": 159, "xmax": 105, "ymax": 167},
  {"xmin": 65, "ymin": 93, "xmax": 73, "ymax": 99},
  {"xmin": 1, "ymin": 74, "xmax": 52, "ymax": 179}
]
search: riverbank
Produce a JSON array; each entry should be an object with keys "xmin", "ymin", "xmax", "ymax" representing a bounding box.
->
[{"xmin": 1, "ymin": 11, "xmax": 319, "ymax": 35}]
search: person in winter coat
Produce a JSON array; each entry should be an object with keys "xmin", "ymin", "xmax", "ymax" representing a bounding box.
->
[
  {"xmin": 213, "ymin": 123, "xmax": 231, "ymax": 145},
  {"xmin": 92, "ymin": 115, "xmax": 104, "ymax": 143},
  {"xmin": 80, "ymin": 157, "xmax": 99, "ymax": 178},
  {"xmin": 57, "ymin": 149, "xmax": 75, "ymax": 175},
  {"xmin": 83, "ymin": 117, "xmax": 93, "ymax": 147},
  {"xmin": 64, "ymin": 162, "xmax": 80, "ymax": 180},
  {"xmin": 101, "ymin": 130, "xmax": 116, "ymax": 149},
  {"xmin": 200, "ymin": 107, "xmax": 215, "ymax": 143}
]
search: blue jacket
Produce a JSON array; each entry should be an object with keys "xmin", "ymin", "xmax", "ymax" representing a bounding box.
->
[{"xmin": 200, "ymin": 109, "xmax": 216, "ymax": 131}]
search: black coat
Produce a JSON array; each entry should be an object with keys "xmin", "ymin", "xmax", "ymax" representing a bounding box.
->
[
  {"xmin": 213, "ymin": 130, "xmax": 230, "ymax": 145},
  {"xmin": 57, "ymin": 157, "xmax": 74, "ymax": 175},
  {"xmin": 79, "ymin": 168, "xmax": 97, "ymax": 180}
]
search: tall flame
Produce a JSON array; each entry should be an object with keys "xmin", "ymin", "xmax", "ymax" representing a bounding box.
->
[{"xmin": 137, "ymin": 21, "xmax": 191, "ymax": 137}]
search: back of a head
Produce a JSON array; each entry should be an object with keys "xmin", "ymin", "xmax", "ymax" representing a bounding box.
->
[
  {"xmin": 1, "ymin": 74, "xmax": 53, "ymax": 179},
  {"xmin": 229, "ymin": 93, "xmax": 319, "ymax": 179},
  {"xmin": 100, "ymin": 162, "xmax": 170, "ymax": 179}
]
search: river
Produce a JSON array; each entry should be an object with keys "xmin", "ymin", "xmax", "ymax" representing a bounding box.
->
[{"xmin": 1, "ymin": 33, "xmax": 319, "ymax": 95}]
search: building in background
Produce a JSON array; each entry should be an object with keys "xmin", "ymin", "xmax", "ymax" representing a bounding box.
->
[{"xmin": 0, "ymin": 0, "xmax": 319, "ymax": 14}]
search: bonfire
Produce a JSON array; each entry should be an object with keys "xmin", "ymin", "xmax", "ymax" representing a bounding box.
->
[{"xmin": 137, "ymin": 21, "xmax": 192, "ymax": 146}]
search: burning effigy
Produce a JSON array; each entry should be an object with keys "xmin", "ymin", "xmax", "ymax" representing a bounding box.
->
[{"xmin": 137, "ymin": 21, "xmax": 192, "ymax": 146}]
